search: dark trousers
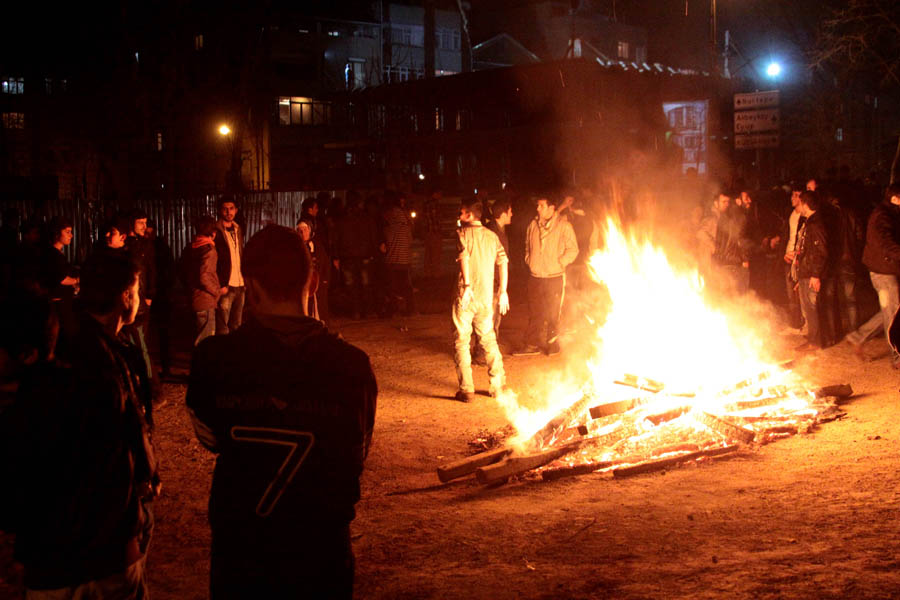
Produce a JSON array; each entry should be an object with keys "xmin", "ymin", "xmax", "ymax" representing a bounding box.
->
[
  {"xmin": 341, "ymin": 257, "xmax": 374, "ymax": 318},
  {"xmin": 833, "ymin": 263, "xmax": 858, "ymax": 337},
  {"xmin": 526, "ymin": 275, "xmax": 564, "ymax": 347},
  {"xmin": 387, "ymin": 265, "xmax": 415, "ymax": 316},
  {"xmin": 211, "ymin": 530, "xmax": 354, "ymax": 600},
  {"xmin": 123, "ymin": 311, "xmax": 155, "ymax": 389}
]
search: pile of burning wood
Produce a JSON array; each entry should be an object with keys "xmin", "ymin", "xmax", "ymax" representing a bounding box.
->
[{"xmin": 437, "ymin": 362, "xmax": 848, "ymax": 486}]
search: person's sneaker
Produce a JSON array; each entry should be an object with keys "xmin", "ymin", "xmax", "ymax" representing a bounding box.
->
[
  {"xmin": 489, "ymin": 386, "xmax": 505, "ymax": 398},
  {"xmin": 455, "ymin": 390, "xmax": 476, "ymax": 403},
  {"xmin": 546, "ymin": 342, "xmax": 561, "ymax": 356},
  {"xmin": 512, "ymin": 345, "xmax": 541, "ymax": 356}
]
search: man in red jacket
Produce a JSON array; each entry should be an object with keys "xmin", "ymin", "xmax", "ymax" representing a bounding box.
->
[
  {"xmin": 187, "ymin": 225, "xmax": 377, "ymax": 599},
  {"xmin": 185, "ymin": 215, "xmax": 223, "ymax": 346}
]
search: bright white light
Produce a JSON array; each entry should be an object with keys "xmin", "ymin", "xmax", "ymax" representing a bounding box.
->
[
  {"xmin": 218, "ymin": 124, "xmax": 231, "ymax": 136},
  {"xmin": 418, "ymin": 173, "xmax": 425, "ymax": 180},
  {"xmin": 410, "ymin": 211, "xmax": 417, "ymax": 218},
  {"xmin": 766, "ymin": 62, "xmax": 782, "ymax": 78}
]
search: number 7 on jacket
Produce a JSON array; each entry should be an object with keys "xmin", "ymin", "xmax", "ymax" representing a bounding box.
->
[{"xmin": 230, "ymin": 427, "xmax": 316, "ymax": 517}]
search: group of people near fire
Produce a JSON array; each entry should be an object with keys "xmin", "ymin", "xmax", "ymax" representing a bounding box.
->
[
  {"xmin": 695, "ymin": 179, "xmax": 900, "ymax": 367},
  {"xmin": 2, "ymin": 172, "xmax": 900, "ymax": 598}
]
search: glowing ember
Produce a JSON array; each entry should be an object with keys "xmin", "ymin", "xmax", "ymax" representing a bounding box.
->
[{"xmin": 488, "ymin": 219, "xmax": 840, "ymax": 479}]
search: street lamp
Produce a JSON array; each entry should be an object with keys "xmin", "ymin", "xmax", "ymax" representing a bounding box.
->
[
  {"xmin": 765, "ymin": 61, "xmax": 782, "ymax": 79},
  {"xmin": 218, "ymin": 124, "xmax": 232, "ymax": 136}
]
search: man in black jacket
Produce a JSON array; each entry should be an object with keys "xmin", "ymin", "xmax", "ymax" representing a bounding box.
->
[
  {"xmin": 794, "ymin": 190, "xmax": 836, "ymax": 350},
  {"xmin": 187, "ymin": 225, "xmax": 377, "ymax": 599},
  {"xmin": 712, "ymin": 193, "xmax": 751, "ymax": 293},
  {"xmin": 3, "ymin": 252, "xmax": 159, "ymax": 598},
  {"xmin": 847, "ymin": 183, "xmax": 900, "ymax": 367},
  {"xmin": 123, "ymin": 209, "xmax": 157, "ymax": 392}
]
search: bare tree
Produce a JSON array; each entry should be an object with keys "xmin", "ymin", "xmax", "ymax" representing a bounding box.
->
[{"xmin": 811, "ymin": 0, "xmax": 900, "ymax": 182}]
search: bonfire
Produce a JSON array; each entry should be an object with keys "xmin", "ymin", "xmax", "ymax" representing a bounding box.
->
[{"xmin": 438, "ymin": 219, "xmax": 847, "ymax": 485}]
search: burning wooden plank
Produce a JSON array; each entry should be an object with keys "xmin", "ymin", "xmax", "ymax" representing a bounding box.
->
[
  {"xmin": 612, "ymin": 445, "xmax": 738, "ymax": 478},
  {"xmin": 695, "ymin": 412, "xmax": 756, "ymax": 444},
  {"xmin": 436, "ymin": 447, "xmax": 511, "ymax": 483},
  {"xmin": 475, "ymin": 441, "xmax": 582, "ymax": 484},
  {"xmin": 614, "ymin": 374, "xmax": 665, "ymax": 393},
  {"xmin": 588, "ymin": 396, "xmax": 658, "ymax": 419},
  {"xmin": 526, "ymin": 394, "xmax": 593, "ymax": 449}
]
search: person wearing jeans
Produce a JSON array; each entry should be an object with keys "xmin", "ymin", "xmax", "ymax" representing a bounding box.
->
[
  {"xmin": 845, "ymin": 183, "xmax": 900, "ymax": 366},
  {"xmin": 215, "ymin": 199, "xmax": 245, "ymax": 335}
]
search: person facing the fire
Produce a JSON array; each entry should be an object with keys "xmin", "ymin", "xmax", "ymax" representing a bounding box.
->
[
  {"xmin": 518, "ymin": 194, "xmax": 578, "ymax": 355},
  {"xmin": 3, "ymin": 251, "xmax": 160, "ymax": 598},
  {"xmin": 453, "ymin": 197, "xmax": 509, "ymax": 402},
  {"xmin": 186, "ymin": 224, "xmax": 376, "ymax": 599},
  {"xmin": 793, "ymin": 190, "xmax": 836, "ymax": 350}
]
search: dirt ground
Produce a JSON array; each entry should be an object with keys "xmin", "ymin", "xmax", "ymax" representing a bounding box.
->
[{"xmin": 3, "ymin": 289, "xmax": 900, "ymax": 599}]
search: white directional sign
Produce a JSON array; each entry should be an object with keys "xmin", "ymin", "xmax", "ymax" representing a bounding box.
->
[
  {"xmin": 734, "ymin": 132, "xmax": 779, "ymax": 149},
  {"xmin": 734, "ymin": 90, "xmax": 779, "ymax": 110},
  {"xmin": 734, "ymin": 108, "xmax": 780, "ymax": 134}
]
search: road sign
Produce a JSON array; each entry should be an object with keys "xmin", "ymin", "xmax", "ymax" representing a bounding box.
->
[
  {"xmin": 734, "ymin": 132, "xmax": 779, "ymax": 149},
  {"xmin": 734, "ymin": 108, "xmax": 779, "ymax": 134},
  {"xmin": 734, "ymin": 90, "xmax": 779, "ymax": 111}
]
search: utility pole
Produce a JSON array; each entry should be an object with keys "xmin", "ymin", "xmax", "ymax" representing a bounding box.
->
[
  {"xmin": 709, "ymin": 0, "xmax": 717, "ymax": 74},
  {"xmin": 424, "ymin": 0, "xmax": 435, "ymax": 78}
]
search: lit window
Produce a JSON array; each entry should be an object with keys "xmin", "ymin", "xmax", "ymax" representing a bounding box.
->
[
  {"xmin": 836, "ymin": 128, "xmax": 843, "ymax": 142},
  {"xmin": 345, "ymin": 152, "xmax": 354, "ymax": 165},
  {"xmin": 2, "ymin": 77, "xmax": 24, "ymax": 94},
  {"xmin": 328, "ymin": 30, "xmax": 339, "ymax": 37},
  {"xmin": 434, "ymin": 107, "xmax": 443, "ymax": 131},
  {"xmin": 157, "ymin": 132, "xmax": 163, "ymax": 151},
  {"xmin": 135, "ymin": 52, "xmax": 140, "ymax": 63},
  {"xmin": 45, "ymin": 78, "xmax": 52, "ymax": 94},
  {"xmin": 617, "ymin": 41, "xmax": 629, "ymax": 59},
  {"xmin": 2, "ymin": 112, "xmax": 25, "ymax": 129},
  {"xmin": 195, "ymin": 34, "xmax": 204, "ymax": 50},
  {"xmin": 277, "ymin": 96, "xmax": 333, "ymax": 126}
]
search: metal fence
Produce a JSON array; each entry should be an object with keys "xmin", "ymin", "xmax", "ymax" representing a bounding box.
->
[{"xmin": 1, "ymin": 190, "xmax": 347, "ymax": 264}]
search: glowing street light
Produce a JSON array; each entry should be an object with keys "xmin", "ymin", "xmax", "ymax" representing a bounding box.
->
[
  {"xmin": 765, "ymin": 61, "xmax": 782, "ymax": 78},
  {"xmin": 418, "ymin": 173, "xmax": 425, "ymax": 180},
  {"xmin": 218, "ymin": 124, "xmax": 232, "ymax": 136}
]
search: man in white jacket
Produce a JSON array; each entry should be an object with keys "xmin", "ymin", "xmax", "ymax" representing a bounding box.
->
[{"xmin": 518, "ymin": 195, "xmax": 578, "ymax": 356}]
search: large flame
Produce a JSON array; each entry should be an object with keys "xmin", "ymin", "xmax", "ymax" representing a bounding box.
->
[{"xmin": 500, "ymin": 218, "xmax": 818, "ymax": 460}]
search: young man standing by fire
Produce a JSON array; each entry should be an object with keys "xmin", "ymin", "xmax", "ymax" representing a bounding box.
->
[
  {"xmin": 454, "ymin": 197, "xmax": 509, "ymax": 402},
  {"xmin": 518, "ymin": 195, "xmax": 578, "ymax": 356},
  {"xmin": 793, "ymin": 190, "xmax": 835, "ymax": 350},
  {"xmin": 187, "ymin": 225, "xmax": 376, "ymax": 598}
]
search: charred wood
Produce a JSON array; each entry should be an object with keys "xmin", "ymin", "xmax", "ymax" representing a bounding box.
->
[
  {"xmin": 814, "ymin": 384, "xmax": 852, "ymax": 399},
  {"xmin": 475, "ymin": 441, "xmax": 582, "ymax": 484},
  {"xmin": 612, "ymin": 445, "xmax": 738, "ymax": 478},
  {"xmin": 436, "ymin": 447, "xmax": 511, "ymax": 483}
]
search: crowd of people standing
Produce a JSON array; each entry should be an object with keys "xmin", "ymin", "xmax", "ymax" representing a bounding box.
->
[{"xmin": 2, "ymin": 173, "xmax": 900, "ymax": 598}]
